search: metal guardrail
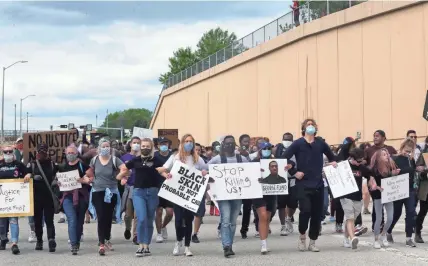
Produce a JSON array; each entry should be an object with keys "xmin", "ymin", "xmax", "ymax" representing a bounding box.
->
[{"xmin": 163, "ymin": 0, "xmax": 366, "ymax": 90}]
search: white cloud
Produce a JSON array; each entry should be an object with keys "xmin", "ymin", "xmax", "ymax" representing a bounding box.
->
[{"xmin": 0, "ymin": 7, "xmax": 284, "ymax": 132}]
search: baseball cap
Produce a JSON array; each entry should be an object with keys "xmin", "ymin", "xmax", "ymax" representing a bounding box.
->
[
  {"xmin": 37, "ymin": 143, "xmax": 48, "ymax": 154},
  {"xmin": 158, "ymin": 137, "xmax": 170, "ymax": 144},
  {"xmin": 374, "ymin": 130, "xmax": 386, "ymax": 138},
  {"xmin": 15, "ymin": 137, "xmax": 23, "ymax": 143},
  {"xmin": 260, "ymin": 142, "xmax": 273, "ymax": 149},
  {"xmin": 212, "ymin": 141, "xmax": 220, "ymax": 147}
]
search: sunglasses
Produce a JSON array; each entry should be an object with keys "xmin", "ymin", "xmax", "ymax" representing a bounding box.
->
[{"xmin": 3, "ymin": 150, "xmax": 13, "ymax": 154}]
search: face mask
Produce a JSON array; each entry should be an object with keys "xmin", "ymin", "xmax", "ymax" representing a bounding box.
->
[
  {"xmin": 131, "ymin": 144, "xmax": 141, "ymax": 152},
  {"xmin": 305, "ymin": 125, "xmax": 316, "ymax": 135},
  {"xmin": 282, "ymin": 140, "xmax": 292, "ymax": 148},
  {"xmin": 4, "ymin": 154, "xmax": 13, "ymax": 163},
  {"xmin": 66, "ymin": 154, "xmax": 78, "ymax": 162},
  {"xmin": 100, "ymin": 147, "xmax": 110, "ymax": 156},
  {"xmin": 141, "ymin": 148, "xmax": 151, "ymax": 156},
  {"xmin": 159, "ymin": 145, "xmax": 168, "ymax": 152},
  {"xmin": 215, "ymin": 145, "xmax": 220, "ymax": 152},
  {"xmin": 184, "ymin": 142, "xmax": 194, "ymax": 152},
  {"xmin": 261, "ymin": 150, "xmax": 272, "ymax": 158}
]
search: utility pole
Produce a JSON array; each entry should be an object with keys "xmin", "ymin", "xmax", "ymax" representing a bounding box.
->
[
  {"xmin": 96, "ymin": 114, "xmax": 98, "ymax": 127},
  {"xmin": 106, "ymin": 109, "xmax": 109, "ymax": 134},
  {"xmin": 14, "ymin": 104, "xmax": 16, "ymax": 138},
  {"xmin": 26, "ymin": 112, "xmax": 28, "ymax": 133}
]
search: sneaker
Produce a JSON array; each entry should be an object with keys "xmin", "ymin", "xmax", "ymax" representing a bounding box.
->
[
  {"xmin": 48, "ymin": 239, "xmax": 56, "ymax": 252},
  {"xmin": 363, "ymin": 208, "xmax": 371, "ymax": 214},
  {"xmin": 124, "ymin": 229, "xmax": 131, "ymax": 240},
  {"xmin": 209, "ymin": 205, "xmax": 215, "ymax": 216},
  {"xmin": 58, "ymin": 218, "xmax": 66, "ymax": 224},
  {"xmin": 11, "ymin": 244, "xmax": 20, "ymax": 255},
  {"xmin": 298, "ymin": 235, "xmax": 306, "ymax": 251},
  {"xmin": 319, "ymin": 224, "xmax": 322, "ymax": 235},
  {"xmin": 230, "ymin": 246, "xmax": 236, "ymax": 256},
  {"xmin": 35, "ymin": 241, "xmax": 43, "ymax": 250},
  {"xmin": 336, "ymin": 223, "xmax": 344, "ymax": 233},
  {"xmin": 99, "ymin": 245, "xmax": 106, "ymax": 256},
  {"xmin": 105, "ymin": 240, "xmax": 114, "ymax": 251},
  {"xmin": 185, "ymin": 246, "xmax": 193, "ymax": 257},
  {"xmin": 143, "ymin": 247, "xmax": 152, "ymax": 256},
  {"xmin": 381, "ymin": 236, "xmax": 389, "ymax": 247},
  {"xmin": 308, "ymin": 240, "xmax": 320, "ymax": 252},
  {"xmin": 343, "ymin": 238, "xmax": 351, "ymax": 248},
  {"xmin": 406, "ymin": 239, "xmax": 416, "ymax": 247},
  {"xmin": 224, "ymin": 246, "xmax": 233, "ymax": 258},
  {"xmin": 0, "ymin": 240, "xmax": 6, "ymax": 250},
  {"xmin": 161, "ymin": 227, "xmax": 168, "ymax": 240},
  {"xmin": 191, "ymin": 234, "xmax": 200, "ymax": 243},
  {"xmin": 261, "ymin": 242, "xmax": 268, "ymax": 255},
  {"xmin": 254, "ymin": 232, "xmax": 260, "ymax": 238},
  {"xmin": 156, "ymin": 234, "xmax": 163, "ymax": 243},
  {"xmin": 76, "ymin": 243, "xmax": 80, "ymax": 251},
  {"xmin": 322, "ymin": 220, "xmax": 327, "ymax": 225},
  {"xmin": 28, "ymin": 231, "xmax": 36, "ymax": 243},
  {"xmin": 290, "ymin": 216, "xmax": 295, "ymax": 223},
  {"xmin": 71, "ymin": 245, "xmax": 78, "ymax": 255},
  {"xmin": 386, "ymin": 233, "xmax": 394, "ymax": 243},
  {"xmin": 132, "ymin": 236, "xmax": 138, "ymax": 245},
  {"xmin": 351, "ymin": 237, "xmax": 359, "ymax": 249},
  {"xmin": 173, "ymin": 241, "xmax": 182, "ymax": 256},
  {"xmin": 135, "ymin": 247, "xmax": 144, "ymax": 257},
  {"xmin": 240, "ymin": 230, "xmax": 248, "ymax": 239},
  {"xmin": 280, "ymin": 225, "xmax": 288, "ymax": 236},
  {"xmin": 373, "ymin": 240, "xmax": 381, "ymax": 249},
  {"xmin": 329, "ymin": 216, "xmax": 336, "ymax": 222},
  {"xmin": 415, "ymin": 234, "xmax": 424, "ymax": 243},
  {"xmin": 355, "ymin": 225, "xmax": 368, "ymax": 236},
  {"xmin": 286, "ymin": 219, "xmax": 294, "ymax": 234},
  {"xmin": 214, "ymin": 207, "xmax": 220, "ymax": 216}
]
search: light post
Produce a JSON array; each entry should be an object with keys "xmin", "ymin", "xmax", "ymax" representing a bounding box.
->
[
  {"xmin": 2, "ymin": 60, "xmax": 28, "ymax": 142},
  {"xmin": 21, "ymin": 112, "xmax": 32, "ymax": 133},
  {"xmin": 20, "ymin": 94, "xmax": 35, "ymax": 137}
]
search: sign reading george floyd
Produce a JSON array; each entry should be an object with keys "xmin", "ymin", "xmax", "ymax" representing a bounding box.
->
[
  {"xmin": 23, "ymin": 130, "xmax": 79, "ymax": 164},
  {"xmin": 158, "ymin": 129, "xmax": 179, "ymax": 150},
  {"xmin": 158, "ymin": 161, "xmax": 208, "ymax": 213},
  {"xmin": 0, "ymin": 179, "xmax": 34, "ymax": 218}
]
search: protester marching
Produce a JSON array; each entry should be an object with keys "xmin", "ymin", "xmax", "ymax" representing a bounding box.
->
[{"xmin": 0, "ymin": 118, "xmax": 427, "ymax": 263}]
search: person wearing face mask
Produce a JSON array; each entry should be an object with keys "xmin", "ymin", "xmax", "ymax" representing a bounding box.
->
[
  {"xmin": 212, "ymin": 141, "xmax": 221, "ymax": 157},
  {"xmin": 158, "ymin": 134, "xmax": 208, "ymax": 257},
  {"xmin": 274, "ymin": 133, "xmax": 294, "ymax": 158},
  {"xmin": 23, "ymin": 143, "xmax": 59, "ymax": 252},
  {"xmin": 283, "ymin": 118, "xmax": 337, "ymax": 252},
  {"xmin": 57, "ymin": 145, "xmax": 90, "ymax": 255},
  {"xmin": 120, "ymin": 137, "xmax": 141, "ymax": 244},
  {"xmin": 0, "ymin": 146, "xmax": 28, "ymax": 255},
  {"xmin": 13, "ymin": 138, "xmax": 24, "ymax": 163},
  {"xmin": 85, "ymin": 139, "xmax": 124, "ymax": 256},
  {"xmin": 117, "ymin": 138, "xmax": 164, "ymax": 257},
  {"xmin": 208, "ymin": 141, "xmax": 221, "ymax": 217},
  {"xmin": 154, "ymin": 137, "xmax": 174, "ymax": 243}
]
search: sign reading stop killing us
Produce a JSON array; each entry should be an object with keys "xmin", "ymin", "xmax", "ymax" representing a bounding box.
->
[
  {"xmin": 381, "ymin": 173, "xmax": 409, "ymax": 204},
  {"xmin": 0, "ymin": 179, "xmax": 34, "ymax": 217},
  {"xmin": 158, "ymin": 161, "xmax": 208, "ymax": 213},
  {"xmin": 209, "ymin": 163, "xmax": 262, "ymax": 200},
  {"xmin": 57, "ymin": 170, "xmax": 82, "ymax": 192}
]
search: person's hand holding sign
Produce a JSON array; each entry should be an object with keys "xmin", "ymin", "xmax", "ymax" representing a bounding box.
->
[
  {"xmin": 23, "ymin": 174, "xmax": 31, "ymax": 183},
  {"xmin": 330, "ymin": 161, "xmax": 338, "ymax": 168},
  {"xmin": 202, "ymin": 170, "xmax": 208, "ymax": 177},
  {"xmin": 392, "ymin": 169, "xmax": 401, "ymax": 176},
  {"xmin": 295, "ymin": 172, "xmax": 304, "ymax": 180},
  {"xmin": 285, "ymin": 164, "xmax": 292, "ymax": 171},
  {"xmin": 121, "ymin": 178, "xmax": 127, "ymax": 186}
]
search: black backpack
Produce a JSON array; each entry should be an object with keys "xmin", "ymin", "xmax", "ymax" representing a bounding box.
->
[{"xmin": 220, "ymin": 154, "xmax": 243, "ymax": 164}]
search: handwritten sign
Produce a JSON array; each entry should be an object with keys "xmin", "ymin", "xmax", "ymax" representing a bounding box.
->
[
  {"xmin": 133, "ymin": 127, "xmax": 153, "ymax": 139},
  {"xmin": 158, "ymin": 129, "xmax": 179, "ymax": 150},
  {"xmin": 0, "ymin": 179, "xmax": 34, "ymax": 217},
  {"xmin": 158, "ymin": 161, "xmax": 208, "ymax": 213},
  {"xmin": 209, "ymin": 162, "xmax": 262, "ymax": 200},
  {"xmin": 323, "ymin": 161, "xmax": 359, "ymax": 198},
  {"xmin": 260, "ymin": 159, "xmax": 288, "ymax": 195},
  {"xmin": 57, "ymin": 170, "xmax": 81, "ymax": 192},
  {"xmin": 23, "ymin": 130, "xmax": 79, "ymax": 164},
  {"xmin": 381, "ymin": 173, "xmax": 409, "ymax": 204}
]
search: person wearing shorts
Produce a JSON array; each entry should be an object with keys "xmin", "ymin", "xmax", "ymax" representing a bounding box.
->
[{"xmin": 277, "ymin": 183, "xmax": 298, "ymax": 236}]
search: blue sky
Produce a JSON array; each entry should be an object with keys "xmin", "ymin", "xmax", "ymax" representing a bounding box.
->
[{"xmin": 0, "ymin": 1, "xmax": 291, "ymax": 130}]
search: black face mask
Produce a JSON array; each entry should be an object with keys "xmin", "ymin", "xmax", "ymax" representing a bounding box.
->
[
  {"xmin": 141, "ymin": 149, "xmax": 151, "ymax": 156},
  {"xmin": 223, "ymin": 143, "xmax": 235, "ymax": 153}
]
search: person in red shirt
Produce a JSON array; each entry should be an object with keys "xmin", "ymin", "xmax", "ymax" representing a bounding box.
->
[{"xmin": 291, "ymin": 1, "xmax": 300, "ymax": 26}]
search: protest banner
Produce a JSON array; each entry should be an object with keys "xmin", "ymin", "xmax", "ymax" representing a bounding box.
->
[
  {"xmin": 260, "ymin": 159, "xmax": 288, "ymax": 195},
  {"xmin": 57, "ymin": 170, "xmax": 81, "ymax": 192},
  {"xmin": 381, "ymin": 173, "xmax": 409, "ymax": 204},
  {"xmin": 158, "ymin": 161, "xmax": 208, "ymax": 213},
  {"xmin": 158, "ymin": 129, "xmax": 179, "ymax": 150},
  {"xmin": 0, "ymin": 179, "xmax": 34, "ymax": 217},
  {"xmin": 23, "ymin": 130, "xmax": 79, "ymax": 164},
  {"xmin": 323, "ymin": 161, "xmax": 359, "ymax": 198},
  {"xmin": 209, "ymin": 162, "xmax": 262, "ymax": 200},
  {"xmin": 133, "ymin": 127, "xmax": 153, "ymax": 139}
]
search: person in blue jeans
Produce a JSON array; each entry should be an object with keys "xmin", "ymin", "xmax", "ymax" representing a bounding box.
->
[
  {"xmin": 58, "ymin": 145, "xmax": 90, "ymax": 255},
  {"xmin": 118, "ymin": 138, "xmax": 164, "ymax": 257},
  {"xmin": 207, "ymin": 135, "xmax": 249, "ymax": 258}
]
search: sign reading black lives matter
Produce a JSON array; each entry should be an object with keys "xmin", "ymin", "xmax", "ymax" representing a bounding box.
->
[
  {"xmin": 209, "ymin": 163, "xmax": 262, "ymax": 200},
  {"xmin": 158, "ymin": 161, "xmax": 208, "ymax": 213}
]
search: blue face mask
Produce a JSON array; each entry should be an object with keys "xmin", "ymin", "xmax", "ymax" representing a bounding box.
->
[
  {"xmin": 159, "ymin": 145, "xmax": 168, "ymax": 152},
  {"xmin": 305, "ymin": 125, "xmax": 316, "ymax": 135},
  {"xmin": 100, "ymin": 147, "xmax": 110, "ymax": 156},
  {"xmin": 184, "ymin": 142, "xmax": 194, "ymax": 152},
  {"xmin": 261, "ymin": 150, "xmax": 271, "ymax": 158}
]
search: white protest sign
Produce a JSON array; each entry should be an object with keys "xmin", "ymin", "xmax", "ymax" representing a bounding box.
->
[
  {"xmin": 260, "ymin": 159, "xmax": 288, "ymax": 195},
  {"xmin": 209, "ymin": 162, "xmax": 262, "ymax": 200},
  {"xmin": 323, "ymin": 161, "xmax": 359, "ymax": 198},
  {"xmin": 133, "ymin": 127, "xmax": 153, "ymax": 139},
  {"xmin": 0, "ymin": 179, "xmax": 34, "ymax": 217},
  {"xmin": 158, "ymin": 161, "xmax": 208, "ymax": 213},
  {"xmin": 57, "ymin": 170, "xmax": 82, "ymax": 192},
  {"xmin": 381, "ymin": 173, "xmax": 409, "ymax": 204}
]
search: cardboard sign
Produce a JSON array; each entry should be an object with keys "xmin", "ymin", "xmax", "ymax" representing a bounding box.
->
[
  {"xmin": 23, "ymin": 130, "xmax": 79, "ymax": 164},
  {"xmin": 0, "ymin": 179, "xmax": 34, "ymax": 217},
  {"xmin": 133, "ymin": 127, "xmax": 153, "ymax": 139},
  {"xmin": 260, "ymin": 159, "xmax": 288, "ymax": 195},
  {"xmin": 381, "ymin": 173, "xmax": 409, "ymax": 204},
  {"xmin": 323, "ymin": 161, "xmax": 359, "ymax": 198},
  {"xmin": 57, "ymin": 170, "xmax": 82, "ymax": 192},
  {"xmin": 158, "ymin": 129, "xmax": 179, "ymax": 150},
  {"xmin": 209, "ymin": 162, "xmax": 263, "ymax": 200},
  {"xmin": 158, "ymin": 161, "xmax": 208, "ymax": 213}
]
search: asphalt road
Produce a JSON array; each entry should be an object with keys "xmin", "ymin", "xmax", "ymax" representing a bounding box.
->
[{"xmin": 2, "ymin": 206, "xmax": 428, "ymax": 266}]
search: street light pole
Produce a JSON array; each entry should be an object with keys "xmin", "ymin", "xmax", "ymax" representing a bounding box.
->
[
  {"xmin": 20, "ymin": 94, "xmax": 35, "ymax": 137},
  {"xmin": 14, "ymin": 103, "xmax": 16, "ymax": 139},
  {"xmin": 1, "ymin": 60, "xmax": 28, "ymax": 142},
  {"xmin": 26, "ymin": 112, "xmax": 29, "ymax": 133}
]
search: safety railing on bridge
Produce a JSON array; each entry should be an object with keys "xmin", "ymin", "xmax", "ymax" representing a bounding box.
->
[{"xmin": 163, "ymin": 0, "xmax": 366, "ymax": 90}]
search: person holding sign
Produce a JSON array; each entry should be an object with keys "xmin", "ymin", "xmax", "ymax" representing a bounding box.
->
[
  {"xmin": 157, "ymin": 134, "xmax": 208, "ymax": 257},
  {"xmin": 282, "ymin": 119, "xmax": 337, "ymax": 252},
  {"xmin": 0, "ymin": 145, "xmax": 29, "ymax": 255},
  {"xmin": 117, "ymin": 138, "xmax": 164, "ymax": 257},
  {"xmin": 57, "ymin": 145, "xmax": 90, "ymax": 255},
  {"xmin": 368, "ymin": 149, "xmax": 400, "ymax": 249}
]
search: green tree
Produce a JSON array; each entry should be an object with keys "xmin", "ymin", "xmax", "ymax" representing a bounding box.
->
[
  {"xmin": 158, "ymin": 47, "xmax": 198, "ymax": 85},
  {"xmin": 98, "ymin": 108, "xmax": 153, "ymax": 139},
  {"xmin": 195, "ymin": 27, "xmax": 237, "ymax": 60}
]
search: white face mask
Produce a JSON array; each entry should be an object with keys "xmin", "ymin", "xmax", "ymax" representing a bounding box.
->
[
  {"xmin": 131, "ymin": 143, "xmax": 141, "ymax": 152},
  {"xmin": 4, "ymin": 154, "xmax": 14, "ymax": 163},
  {"xmin": 282, "ymin": 140, "xmax": 293, "ymax": 148}
]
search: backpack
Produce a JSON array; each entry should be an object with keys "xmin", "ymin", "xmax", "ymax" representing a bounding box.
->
[{"xmin": 220, "ymin": 154, "xmax": 243, "ymax": 164}]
